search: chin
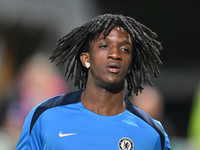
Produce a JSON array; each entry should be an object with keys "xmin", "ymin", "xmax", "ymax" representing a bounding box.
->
[
  {"xmin": 105, "ymin": 75, "xmax": 125, "ymax": 84},
  {"xmin": 105, "ymin": 78, "xmax": 120, "ymax": 85}
]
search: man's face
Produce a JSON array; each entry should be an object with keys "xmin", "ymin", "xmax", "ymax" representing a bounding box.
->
[{"xmin": 86, "ymin": 26, "xmax": 132, "ymax": 90}]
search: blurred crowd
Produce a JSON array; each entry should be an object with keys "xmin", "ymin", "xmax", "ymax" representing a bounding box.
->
[{"xmin": 0, "ymin": 51, "xmax": 68, "ymax": 149}]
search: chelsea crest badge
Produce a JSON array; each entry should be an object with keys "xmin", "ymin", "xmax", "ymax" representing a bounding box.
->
[{"xmin": 118, "ymin": 137, "xmax": 134, "ymax": 150}]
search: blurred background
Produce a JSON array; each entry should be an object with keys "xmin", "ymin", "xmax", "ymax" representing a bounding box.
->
[{"xmin": 0, "ymin": 0, "xmax": 199, "ymax": 149}]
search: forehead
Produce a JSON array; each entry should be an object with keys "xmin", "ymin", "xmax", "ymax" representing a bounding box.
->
[{"xmin": 115, "ymin": 26, "xmax": 127, "ymax": 33}]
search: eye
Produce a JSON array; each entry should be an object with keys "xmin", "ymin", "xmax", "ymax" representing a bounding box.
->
[
  {"xmin": 121, "ymin": 48, "xmax": 130, "ymax": 53},
  {"xmin": 99, "ymin": 45, "xmax": 109, "ymax": 49}
]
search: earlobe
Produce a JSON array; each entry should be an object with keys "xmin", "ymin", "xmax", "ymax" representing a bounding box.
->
[
  {"xmin": 80, "ymin": 52, "xmax": 90, "ymax": 68},
  {"xmin": 85, "ymin": 62, "xmax": 90, "ymax": 68}
]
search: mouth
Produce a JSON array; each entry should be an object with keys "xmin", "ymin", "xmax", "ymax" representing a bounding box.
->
[{"xmin": 106, "ymin": 63, "xmax": 121, "ymax": 74}]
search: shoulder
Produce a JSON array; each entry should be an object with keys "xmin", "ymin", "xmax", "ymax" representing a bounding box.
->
[
  {"xmin": 125, "ymin": 99, "xmax": 171, "ymax": 150},
  {"xmin": 16, "ymin": 90, "xmax": 83, "ymax": 149},
  {"xmin": 30, "ymin": 90, "xmax": 83, "ymax": 134}
]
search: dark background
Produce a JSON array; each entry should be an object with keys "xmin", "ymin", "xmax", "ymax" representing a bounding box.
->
[{"xmin": 96, "ymin": 0, "xmax": 200, "ymax": 137}]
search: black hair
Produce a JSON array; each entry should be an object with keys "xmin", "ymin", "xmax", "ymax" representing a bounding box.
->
[{"xmin": 49, "ymin": 14, "xmax": 162, "ymax": 96}]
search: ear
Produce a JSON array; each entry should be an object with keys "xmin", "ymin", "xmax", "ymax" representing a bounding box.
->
[{"xmin": 80, "ymin": 52, "xmax": 90, "ymax": 68}]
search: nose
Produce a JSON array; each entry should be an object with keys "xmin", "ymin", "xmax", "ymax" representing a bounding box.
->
[{"xmin": 107, "ymin": 46, "xmax": 122, "ymax": 61}]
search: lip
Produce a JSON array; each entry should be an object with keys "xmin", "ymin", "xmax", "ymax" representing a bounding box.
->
[{"xmin": 105, "ymin": 62, "xmax": 121, "ymax": 74}]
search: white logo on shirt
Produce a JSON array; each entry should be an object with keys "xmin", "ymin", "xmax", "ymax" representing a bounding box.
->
[{"xmin": 59, "ymin": 131, "xmax": 77, "ymax": 137}]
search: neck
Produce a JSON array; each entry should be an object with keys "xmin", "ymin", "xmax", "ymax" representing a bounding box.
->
[{"xmin": 81, "ymin": 84, "xmax": 126, "ymax": 116}]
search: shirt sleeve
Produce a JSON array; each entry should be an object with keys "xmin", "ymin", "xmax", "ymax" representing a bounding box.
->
[
  {"xmin": 16, "ymin": 105, "xmax": 42, "ymax": 150},
  {"xmin": 154, "ymin": 119, "xmax": 171, "ymax": 150}
]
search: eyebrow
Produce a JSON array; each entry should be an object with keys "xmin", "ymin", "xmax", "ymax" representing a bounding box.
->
[{"xmin": 96, "ymin": 38, "xmax": 132, "ymax": 47}]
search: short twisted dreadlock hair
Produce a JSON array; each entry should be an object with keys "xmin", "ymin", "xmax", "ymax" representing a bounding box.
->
[{"xmin": 49, "ymin": 14, "xmax": 162, "ymax": 96}]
